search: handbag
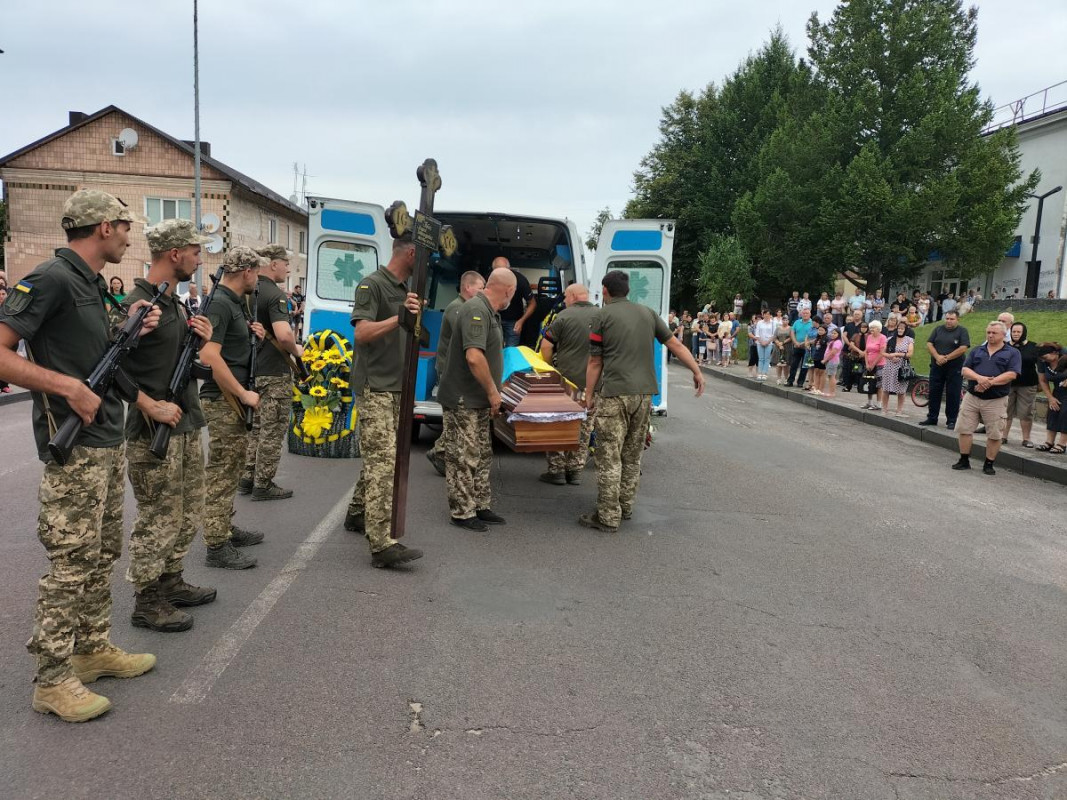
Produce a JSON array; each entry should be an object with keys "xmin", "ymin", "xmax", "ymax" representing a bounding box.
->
[{"xmin": 897, "ymin": 359, "xmax": 915, "ymax": 382}]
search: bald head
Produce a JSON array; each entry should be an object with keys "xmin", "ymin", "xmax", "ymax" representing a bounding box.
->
[
  {"xmin": 491, "ymin": 256, "xmax": 511, "ymax": 270},
  {"xmin": 483, "ymin": 267, "xmax": 517, "ymax": 311},
  {"xmin": 564, "ymin": 283, "xmax": 589, "ymax": 306}
]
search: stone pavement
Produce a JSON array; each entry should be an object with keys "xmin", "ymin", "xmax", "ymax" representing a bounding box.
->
[{"xmin": 698, "ymin": 362, "xmax": 1067, "ymax": 486}]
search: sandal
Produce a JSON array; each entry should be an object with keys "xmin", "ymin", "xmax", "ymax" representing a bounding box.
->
[
  {"xmin": 1022, "ymin": 440, "xmax": 1035, "ymax": 448},
  {"xmin": 1036, "ymin": 443, "xmax": 1054, "ymax": 452},
  {"xmin": 1052, "ymin": 445, "xmax": 1066, "ymax": 455}
]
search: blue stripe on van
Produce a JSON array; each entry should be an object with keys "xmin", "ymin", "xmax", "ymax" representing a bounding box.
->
[
  {"xmin": 321, "ymin": 210, "xmax": 376, "ymax": 235},
  {"xmin": 610, "ymin": 230, "xmax": 662, "ymax": 251}
]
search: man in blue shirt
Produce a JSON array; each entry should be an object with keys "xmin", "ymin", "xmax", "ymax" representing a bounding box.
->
[
  {"xmin": 952, "ymin": 321, "xmax": 1021, "ymax": 475},
  {"xmin": 785, "ymin": 308, "xmax": 813, "ymax": 387}
]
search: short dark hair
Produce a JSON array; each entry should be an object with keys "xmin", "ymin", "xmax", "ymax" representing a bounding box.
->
[
  {"xmin": 602, "ymin": 270, "xmax": 629, "ymax": 298},
  {"xmin": 392, "ymin": 232, "xmax": 415, "ymax": 252},
  {"xmin": 65, "ymin": 223, "xmax": 99, "ymax": 242}
]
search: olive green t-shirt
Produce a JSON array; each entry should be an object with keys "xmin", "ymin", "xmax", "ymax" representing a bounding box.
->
[
  {"xmin": 543, "ymin": 300, "xmax": 597, "ymax": 390},
  {"xmin": 437, "ymin": 292, "xmax": 503, "ymax": 410},
  {"xmin": 350, "ymin": 267, "xmax": 408, "ymax": 393},
  {"xmin": 0, "ymin": 248, "xmax": 126, "ymax": 461},
  {"xmin": 435, "ymin": 295, "xmax": 466, "ymax": 382},
  {"xmin": 253, "ymin": 276, "xmax": 293, "ymax": 377},
  {"xmin": 199, "ymin": 284, "xmax": 252, "ymax": 401},
  {"xmin": 122, "ymin": 278, "xmax": 206, "ymax": 440},
  {"xmin": 589, "ymin": 297, "xmax": 673, "ymax": 397}
]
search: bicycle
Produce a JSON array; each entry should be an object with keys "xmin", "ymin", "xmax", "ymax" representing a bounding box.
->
[{"xmin": 910, "ymin": 375, "xmax": 965, "ymax": 409}]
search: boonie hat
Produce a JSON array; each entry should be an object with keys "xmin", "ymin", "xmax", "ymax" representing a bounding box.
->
[
  {"xmin": 146, "ymin": 219, "xmax": 213, "ymax": 253},
  {"xmin": 222, "ymin": 246, "xmax": 267, "ymax": 273},
  {"xmin": 256, "ymin": 244, "xmax": 290, "ymax": 262},
  {"xmin": 61, "ymin": 189, "xmax": 146, "ymax": 229}
]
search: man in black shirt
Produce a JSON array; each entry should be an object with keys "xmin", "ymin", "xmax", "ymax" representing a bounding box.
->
[
  {"xmin": 918, "ymin": 310, "xmax": 970, "ymax": 429},
  {"xmin": 495, "ymin": 256, "xmax": 536, "ymax": 347}
]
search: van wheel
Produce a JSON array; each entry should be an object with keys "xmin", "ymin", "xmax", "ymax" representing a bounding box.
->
[{"xmin": 411, "ymin": 421, "xmax": 422, "ymax": 443}]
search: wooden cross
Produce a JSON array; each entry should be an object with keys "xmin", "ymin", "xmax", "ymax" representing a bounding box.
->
[{"xmin": 389, "ymin": 158, "xmax": 456, "ymax": 539}]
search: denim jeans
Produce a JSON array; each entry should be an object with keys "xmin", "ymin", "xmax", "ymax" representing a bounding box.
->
[
  {"xmin": 756, "ymin": 343, "xmax": 774, "ymax": 374},
  {"xmin": 503, "ymin": 324, "xmax": 520, "ymax": 348}
]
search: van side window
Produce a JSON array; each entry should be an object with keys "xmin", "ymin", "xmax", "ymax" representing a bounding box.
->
[
  {"xmin": 317, "ymin": 241, "xmax": 378, "ymax": 302},
  {"xmin": 605, "ymin": 260, "xmax": 664, "ymax": 312}
]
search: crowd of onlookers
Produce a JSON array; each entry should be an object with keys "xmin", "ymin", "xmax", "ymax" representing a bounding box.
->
[{"xmin": 669, "ymin": 287, "xmax": 1067, "ymax": 475}]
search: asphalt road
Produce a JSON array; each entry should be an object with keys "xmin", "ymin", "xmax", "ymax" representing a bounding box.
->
[{"xmin": 0, "ymin": 367, "xmax": 1065, "ymax": 800}]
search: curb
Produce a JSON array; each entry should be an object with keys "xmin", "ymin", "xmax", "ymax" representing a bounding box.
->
[
  {"xmin": 0, "ymin": 389, "xmax": 31, "ymax": 408},
  {"xmin": 698, "ymin": 365, "xmax": 1067, "ymax": 487}
]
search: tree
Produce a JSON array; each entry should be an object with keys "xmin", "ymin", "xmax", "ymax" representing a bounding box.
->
[
  {"xmin": 740, "ymin": 0, "xmax": 1037, "ymax": 293},
  {"xmin": 695, "ymin": 234, "xmax": 756, "ymax": 313},
  {"xmin": 585, "ymin": 206, "xmax": 612, "ymax": 251}
]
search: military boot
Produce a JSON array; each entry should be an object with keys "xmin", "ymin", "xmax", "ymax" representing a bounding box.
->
[
  {"xmin": 131, "ymin": 581, "xmax": 193, "ymax": 632},
  {"xmin": 371, "ymin": 543, "xmax": 424, "ymax": 568},
  {"xmin": 539, "ymin": 471, "xmax": 566, "ymax": 486},
  {"xmin": 158, "ymin": 571, "xmax": 217, "ymax": 607},
  {"xmin": 251, "ymin": 482, "xmax": 294, "ymax": 501},
  {"xmin": 565, "ymin": 470, "xmax": 582, "ymax": 485},
  {"xmin": 237, "ymin": 476, "xmax": 253, "ymax": 495},
  {"xmin": 206, "ymin": 541, "xmax": 257, "ymax": 569},
  {"xmin": 343, "ymin": 510, "xmax": 365, "ymax": 533},
  {"xmin": 426, "ymin": 449, "xmax": 446, "ymax": 477},
  {"xmin": 71, "ymin": 644, "xmax": 157, "ymax": 684},
  {"xmin": 32, "ymin": 677, "xmax": 111, "ymax": 723},
  {"xmin": 578, "ymin": 512, "xmax": 619, "ymax": 533},
  {"xmin": 230, "ymin": 525, "xmax": 264, "ymax": 547}
]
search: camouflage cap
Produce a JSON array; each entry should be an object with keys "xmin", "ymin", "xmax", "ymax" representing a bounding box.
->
[
  {"xmin": 256, "ymin": 244, "xmax": 290, "ymax": 262},
  {"xmin": 61, "ymin": 189, "xmax": 146, "ymax": 229},
  {"xmin": 146, "ymin": 219, "xmax": 213, "ymax": 254},
  {"xmin": 222, "ymin": 245, "xmax": 268, "ymax": 273}
]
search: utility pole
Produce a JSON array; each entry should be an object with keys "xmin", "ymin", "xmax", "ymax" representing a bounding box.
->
[{"xmin": 193, "ymin": 0, "xmax": 203, "ymax": 288}]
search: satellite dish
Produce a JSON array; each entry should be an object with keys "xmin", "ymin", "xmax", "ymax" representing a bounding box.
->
[
  {"xmin": 201, "ymin": 213, "xmax": 221, "ymax": 233},
  {"xmin": 204, "ymin": 233, "xmax": 224, "ymax": 254},
  {"xmin": 118, "ymin": 128, "xmax": 139, "ymax": 149}
]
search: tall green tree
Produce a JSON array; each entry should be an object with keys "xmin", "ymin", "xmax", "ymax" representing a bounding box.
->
[
  {"xmin": 738, "ymin": 0, "xmax": 1037, "ymax": 292},
  {"xmin": 695, "ymin": 234, "xmax": 755, "ymax": 313},
  {"xmin": 585, "ymin": 206, "xmax": 612, "ymax": 251}
]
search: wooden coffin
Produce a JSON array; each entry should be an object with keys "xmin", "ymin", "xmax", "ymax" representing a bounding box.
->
[{"xmin": 493, "ymin": 371, "xmax": 586, "ymax": 453}]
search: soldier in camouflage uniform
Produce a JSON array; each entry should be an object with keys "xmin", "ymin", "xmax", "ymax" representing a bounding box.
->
[
  {"xmin": 123, "ymin": 219, "xmax": 218, "ymax": 632},
  {"xmin": 199, "ymin": 247, "xmax": 267, "ymax": 569},
  {"xmin": 426, "ymin": 270, "xmax": 485, "ymax": 476},
  {"xmin": 238, "ymin": 244, "xmax": 301, "ymax": 500},
  {"xmin": 437, "ymin": 267, "xmax": 516, "ymax": 531},
  {"xmin": 581, "ymin": 270, "xmax": 704, "ymax": 532},
  {"xmin": 539, "ymin": 283, "xmax": 597, "ymax": 485},
  {"xmin": 343, "ymin": 234, "xmax": 425, "ymax": 568},
  {"xmin": 0, "ymin": 190, "xmax": 160, "ymax": 722}
]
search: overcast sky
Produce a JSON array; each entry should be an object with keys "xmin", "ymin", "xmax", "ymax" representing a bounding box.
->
[{"xmin": 2, "ymin": 1, "xmax": 1066, "ymax": 241}]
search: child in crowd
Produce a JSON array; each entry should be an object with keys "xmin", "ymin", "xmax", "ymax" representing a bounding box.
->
[
  {"xmin": 808, "ymin": 325, "xmax": 828, "ymax": 394},
  {"xmin": 696, "ymin": 321, "xmax": 709, "ymax": 365},
  {"xmin": 719, "ymin": 329, "xmax": 734, "ymax": 367},
  {"xmin": 823, "ymin": 328, "xmax": 843, "ymax": 398},
  {"xmin": 774, "ymin": 321, "xmax": 792, "ymax": 384}
]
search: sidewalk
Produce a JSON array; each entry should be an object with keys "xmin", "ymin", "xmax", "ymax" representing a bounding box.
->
[
  {"xmin": 0, "ymin": 385, "xmax": 30, "ymax": 407},
  {"xmin": 696, "ymin": 363, "xmax": 1067, "ymax": 486}
]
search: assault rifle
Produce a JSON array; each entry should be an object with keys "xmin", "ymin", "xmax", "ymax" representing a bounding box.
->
[
  {"xmin": 47, "ymin": 281, "xmax": 169, "ymax": 466},
  {"xmin": 243, "ymin": 283, "xmax": 259, "ymax": 430},
  {"xmin": 149, "ymin": 266, "xmax": 225, "ymax": 459}
]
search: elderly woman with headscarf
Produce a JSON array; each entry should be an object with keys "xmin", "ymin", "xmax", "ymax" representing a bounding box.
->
[{"xmin": 1005, "ymin": 322, "xmax": 1041, "ymax": 447}]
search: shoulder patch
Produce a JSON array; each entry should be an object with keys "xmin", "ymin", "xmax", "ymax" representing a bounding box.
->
[
  {"xmin": 472, "ymin": 316, "xmax": 482, "ymax": 321},
  {"xmin": 2, "ymin": 281, "xmax": 34, "ymax": 315},
  {"xmin": 279, "ymin": 298, "xmax": 288, "ymax": 312},
  {"xmin": 355, "ymin": 286, "xmax": 372, "ymax": 307}
]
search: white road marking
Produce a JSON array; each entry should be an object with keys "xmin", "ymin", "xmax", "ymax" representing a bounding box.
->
[{"xmin": 169, "ymin": 492, "xmax": 348, "ymax": 704}]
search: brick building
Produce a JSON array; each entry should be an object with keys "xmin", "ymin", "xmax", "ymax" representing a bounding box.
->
[{"xmin": 0, "ymin": 105, "xmax": 308, "ymax": 292}]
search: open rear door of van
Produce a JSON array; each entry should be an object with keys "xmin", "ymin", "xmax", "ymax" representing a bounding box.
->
[
  {"xmin": 304, "ymin": 197, "xmax": 393, "ymax": 342},
  {"xmin": 590, "ymin": 219, "xmax": 676, "ymax": 414}
]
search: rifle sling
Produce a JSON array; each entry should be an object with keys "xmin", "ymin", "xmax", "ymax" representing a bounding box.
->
[{"xmin": 23, "ymin": 344, "xmax": 58, "ymax": 439}]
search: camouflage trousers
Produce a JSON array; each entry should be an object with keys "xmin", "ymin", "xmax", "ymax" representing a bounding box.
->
[
  {"xmin": 202, "ymin": 398, "xmax": 249, "ymax": 547},
  {"xmin": 546, "ymin": 404, "xmax": 594, "ymax": 474},
  {"xmin": 592, "ymin": 394, "xmax": 652, "ymax": 528},
  {"xmin": 126, "ymin": 429, "xmax": 205, "ymax": 591},
  {"xmin": 27, "ymin": 444, "xmax": 126, "ymax": 686},
  {"xmin": 348, "ymin": 389, "xmax": 400, "ymax": 553},
  {"xmin": 243, "ymin": 375, "xmax": 293, "ymax": 489},
  {"xmin": 443, "ymin": 404, "xmax": 492, "ymax": 519}
]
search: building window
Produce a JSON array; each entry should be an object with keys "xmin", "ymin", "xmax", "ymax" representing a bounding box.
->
[
  {"xmin": 268, "ymin": 218, "xmax": 277, "ymax": 243},
  {"xmin": 298, "ymin": 230, "xmax": 307, "ymax": 254},
  {"xmin": 145, "ymin": 197, "xmax": 192, "ymax": 226},
  {"xmin": 285, "ymin": 223, "xmax": 291, "ymax": 249}
]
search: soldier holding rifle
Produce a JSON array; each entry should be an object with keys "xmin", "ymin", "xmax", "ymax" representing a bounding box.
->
[
  {"xmin": 199, "ymin": 246, "xmax": 267, "ymax": 570},
  {"xmin": 122, "ymin": 219, "xmax": 217, "ymax": 632},
  {"xmin": 0, "ymin": 189, "xmax": 160, "ymax": 722},
  {"xmin": 342, "ymin": 233, "xmax": 425, "ymax": 568},
  {"xmin": 238, "ymin": 244, "xmax": 302, "ymax": 501}
]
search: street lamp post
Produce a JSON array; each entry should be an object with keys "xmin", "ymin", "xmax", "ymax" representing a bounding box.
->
[
  {"xmin": 193, "ymin": 0, "xmax": 203, "ymax": 290},
  {"xmin": 1027, "ymin": 185, "xmax": 1062, "ymax": 297}
]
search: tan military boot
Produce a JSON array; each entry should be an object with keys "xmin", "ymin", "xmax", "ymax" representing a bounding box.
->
[
  {"xmin": 71, "ymin": 644, "xmax": 156, "ymax": 684},
  {"xmin": 32, "ymin": 677, "xmax": 112, "ymax": 723}
]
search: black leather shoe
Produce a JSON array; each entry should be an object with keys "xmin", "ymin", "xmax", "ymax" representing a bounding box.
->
[
  {"xmin": 983, "ymin": 462, "xmax": 996, "ymax": 476},
  {"xmin": 951, "ymin": 457, "xmax": 971, "ymax": 470},
  {"xmin": 917, "ymin": 419, "xmax": 937, "ymax": 426},
  {"xmin": 450, "ymin": 516, "xmax": 488, "ymax": 532},
  {"xmin": 476, "ymin": 509, "xmax": 506, "ymax": 525}
]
